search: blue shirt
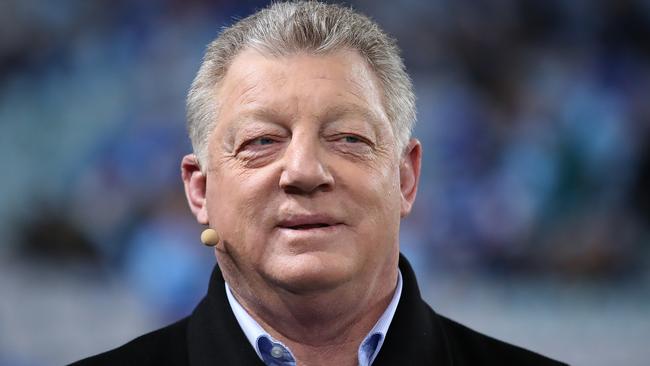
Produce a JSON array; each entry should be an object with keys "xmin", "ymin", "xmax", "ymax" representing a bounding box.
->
[{"xmin": 225, "ymin": 271, "xmax": 403, "ymax": 366}]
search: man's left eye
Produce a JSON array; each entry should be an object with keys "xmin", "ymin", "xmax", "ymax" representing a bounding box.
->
[{"xmin": 252, "ymin": 137, "xmax": 276, "ymax": 145}]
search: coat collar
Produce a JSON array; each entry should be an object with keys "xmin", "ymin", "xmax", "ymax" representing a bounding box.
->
[
  {"xmin": 186, "ymin": 264, "xmax": 264, "ymax": 365},
  {"xmin": 186, "ymin": 254, "xmax": 450, "ymax": 365},
  {"xmin": 373, "ymin": 254, "xmax": 452, "ymax": 365}
]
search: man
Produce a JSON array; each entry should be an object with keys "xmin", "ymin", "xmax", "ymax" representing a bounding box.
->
[{"xmin": 72, "ymin": 2, "xmax": 566, "ymax": 365}]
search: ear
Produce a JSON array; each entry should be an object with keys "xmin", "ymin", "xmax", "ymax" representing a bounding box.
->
[
  {"xmin": 399, "ymin": 139, "xmax": 422, "ymax": 217},
  {"xmin": 181, "ymin": 154, "xmax": 209, "ymax": 225}
]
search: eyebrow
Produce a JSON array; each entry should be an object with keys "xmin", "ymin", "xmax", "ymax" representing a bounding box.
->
[
  {"xmin": 230, "ymin": 106, "xmax": 289, "ymax": 127},
  {"xmin": 319, "ymin": 104, "xmax": 386, "ymax": 127},
  {"xmin": 226, "ymin": 103, "xmax": 386, "ymax": 135}
]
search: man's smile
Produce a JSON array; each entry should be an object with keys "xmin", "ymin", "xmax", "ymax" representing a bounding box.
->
[
  {"xmin": 277, "ymin": 214, "xmax": 342, "ymax": 230},
  {"xmin": 276, "ymin": 214, "xmax": 346, "ymax": 241}
]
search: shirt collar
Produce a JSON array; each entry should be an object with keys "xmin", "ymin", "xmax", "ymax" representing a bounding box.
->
[{"xmin": 225, "ymin": 270, "xmax": 403, "ymax": 366}]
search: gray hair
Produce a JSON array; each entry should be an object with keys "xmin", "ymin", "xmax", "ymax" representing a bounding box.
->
[{"xmin": 186, "ymin": 0, "xmax": 416, "ymax": 167}]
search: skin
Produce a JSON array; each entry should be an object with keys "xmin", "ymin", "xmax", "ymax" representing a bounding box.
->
[{"xmin": 182, "ymin": 48, "xmax": 421, "ymax": 366}]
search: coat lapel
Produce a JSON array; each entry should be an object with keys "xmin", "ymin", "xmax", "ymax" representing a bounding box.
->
[
  {"xmin": 373, "ymin": 255, "xmax": 453, "ymax": 365},
  {"xmin": 186, "ymin": 265, "xmax": 265, "ymax": 365}
]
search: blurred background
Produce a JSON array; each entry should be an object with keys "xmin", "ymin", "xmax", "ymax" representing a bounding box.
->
[{"xmin": 1, "ymin": 0, "xmax": 649, "ymax": 365}]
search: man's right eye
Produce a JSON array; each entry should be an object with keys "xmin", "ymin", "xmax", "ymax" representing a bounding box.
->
[{"xmin": 238, "ymin": 136, "xmax": 281, "ymax": 154}]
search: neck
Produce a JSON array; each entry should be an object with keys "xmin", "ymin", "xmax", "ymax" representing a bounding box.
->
[{"xmin": 221, "ymin": 257, "xmax": 399, "ymax": 366}]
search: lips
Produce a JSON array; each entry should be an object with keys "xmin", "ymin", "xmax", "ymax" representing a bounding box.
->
[
  {"xmin": 286, "ymin": 223, "xmax": 331, "ymax": 230},
  {"xmin": 277, "ymin": 215, "xmax": 340, "ymax": 230}
]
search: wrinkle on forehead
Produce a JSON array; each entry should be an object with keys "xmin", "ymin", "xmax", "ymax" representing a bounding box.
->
[
  {"xmin": 222, "ymin": 69, "xmax": 289, "ymax": 110},
  {"xmin": 213, "ymin": 48, "xmax": 394, "ymax": 145},
  {"xmin": 221, "ymin": 48, "xmax": 383, "ymax": 102}
]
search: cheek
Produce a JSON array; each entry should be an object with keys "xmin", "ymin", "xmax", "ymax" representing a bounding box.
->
[
  {"xmin": 206, "ymin": 167, "xmax": 278, "ymax": 234},
  {"xmin": 341, "ymin": 160, "xmax": 402, "ymax": 222},
  {"xmin": 206, "ymin": 169, "xmax": 279, "ymax": 267}
]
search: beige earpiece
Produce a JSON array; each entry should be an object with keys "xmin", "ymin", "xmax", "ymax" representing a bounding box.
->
[{"xmin": 200, "ymin": 228, "xmax": 220, "ymax": 247}]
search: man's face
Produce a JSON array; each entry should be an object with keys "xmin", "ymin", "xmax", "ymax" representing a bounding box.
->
[{"xmin": 184, "ymin": 48, "xmax": 420, "ymax": 294}]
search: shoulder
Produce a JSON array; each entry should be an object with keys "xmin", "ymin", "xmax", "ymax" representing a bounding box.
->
[
  {"xmin": 435, "ymin": 313, "xmax": 567, "ymax": 365},
  {"xmin": 69, "ymin": 317, "xmax": 190, "ymax": 366}
]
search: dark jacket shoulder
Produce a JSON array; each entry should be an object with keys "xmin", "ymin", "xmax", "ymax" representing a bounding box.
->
[
  {"xmin": 69, "ymin": 318, "xmax": 190, "ymax": 366},
  {"xmin": 436, "ymin": 313, "xmax": 565, "ymax": 365}
]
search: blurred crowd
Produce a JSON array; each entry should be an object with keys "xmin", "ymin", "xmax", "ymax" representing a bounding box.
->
[
  {"xmin": 380, "ymin": 0, "xmax": 650, "ymax": 278},
  {"xmin": 1, "ymin": 0, "xmax": 649, "ymax": 364}
]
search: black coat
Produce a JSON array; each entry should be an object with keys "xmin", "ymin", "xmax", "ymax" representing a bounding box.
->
[{"xmin": 71, "ymin": 255, "xmax": 567, "ymax": 365}]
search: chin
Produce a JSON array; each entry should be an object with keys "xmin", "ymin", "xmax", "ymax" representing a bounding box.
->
[{"xmin": 262, "ymin": 251, "xmax": 356, "ymax": 294}]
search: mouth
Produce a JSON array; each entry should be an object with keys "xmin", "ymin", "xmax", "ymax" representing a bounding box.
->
[
  {"xmin": 283, "ymin": 223, "xmax": 332, "ymax": 230},
  {"xmin": 277, "ymin": 215, "xmax": 341, "ymax": 230}
]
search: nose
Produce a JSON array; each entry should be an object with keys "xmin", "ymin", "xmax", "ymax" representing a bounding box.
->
[{"xmin": 279, "ymin": 135, "xmax": 334, "ymax": 195}]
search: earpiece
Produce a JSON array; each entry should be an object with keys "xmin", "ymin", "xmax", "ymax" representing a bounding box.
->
[{"xmin": 200, "ymin": 228, "xmax": 220, "ymax": 247}]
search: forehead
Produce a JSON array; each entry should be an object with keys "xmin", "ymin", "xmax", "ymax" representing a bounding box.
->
[{"xmin": 215, "ymin": 48, "xmax": 389, "ymax": 126}]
